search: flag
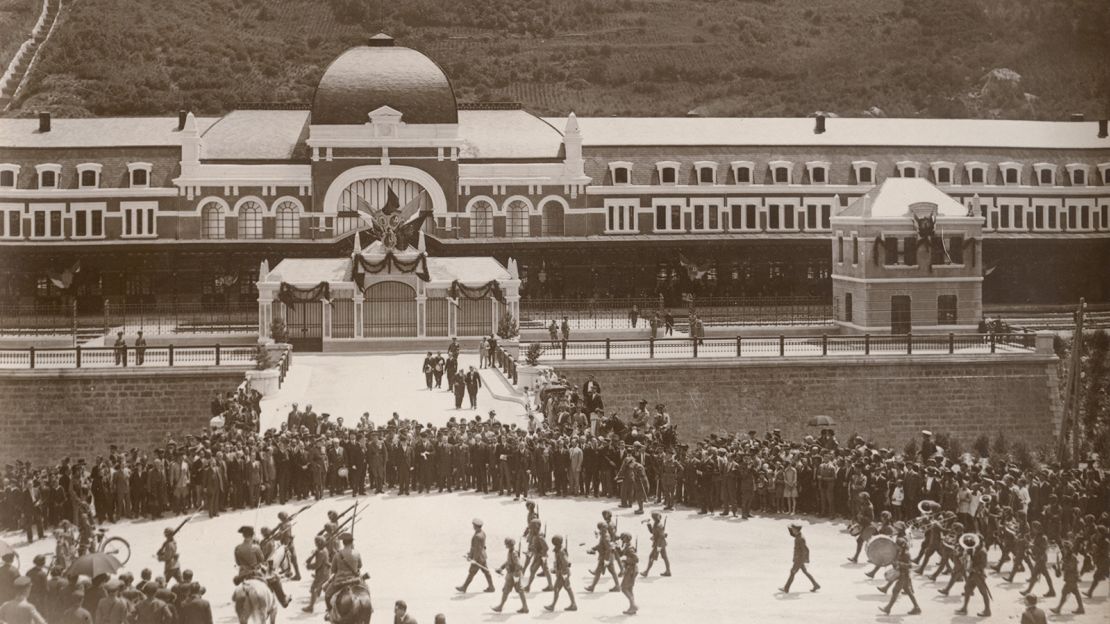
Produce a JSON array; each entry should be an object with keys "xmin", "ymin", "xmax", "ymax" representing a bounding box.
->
[
  {"xmin": 381, "ymin": 187, "xmax": 400, "ymax": 215},
  {"xmin": 48, "ymin": 260, "xmax": 81, "ymax": 290}
]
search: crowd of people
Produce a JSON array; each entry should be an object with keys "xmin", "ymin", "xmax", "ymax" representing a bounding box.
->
[{"xmin": 1, "ymin": 350, "xmax": 1108, "ymax": 621}]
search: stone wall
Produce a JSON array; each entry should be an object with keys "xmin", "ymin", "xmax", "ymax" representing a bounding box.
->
[
  {"xmin": 0, "ymin": 367, "xmax": 247, "ymax": 465},
  {"xmin": 555, "ymin": 354, "xmax": 1060, "ymax": 449}
]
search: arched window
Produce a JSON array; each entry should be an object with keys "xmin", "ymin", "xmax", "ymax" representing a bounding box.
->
[
  {"xmin": 541, "ymin": 200, "xmax": 564, "ymax": 237},
  {"xmin": 238, "ymin": 201, "xmax": 263, "ymax": 239},
  {"xmin": 275, "ymin": 201, "xmax": 300, "ymax": 239},
  {"xmin": 470, "ymin": 200, "xmax": 493, "ymax": 238},
  {"xmin": 506, "ymin": 199, "xmax": 530, "ymax": 238},
  {"xmin": 201, "ymin": 202, "xmax": 225, "ymax": 239}
]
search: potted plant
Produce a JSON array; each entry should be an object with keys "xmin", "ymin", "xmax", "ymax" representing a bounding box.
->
[
  {"xmin": 245, "ymin": 344, "xmax": 282, "ymax": 396},
  {"xmin": 515, "ymin": 342, "xmax": 552, "ymax": 391},
  {"xmin": 497, "ymin": 311, "xmax": 521, "ymax": 359}
]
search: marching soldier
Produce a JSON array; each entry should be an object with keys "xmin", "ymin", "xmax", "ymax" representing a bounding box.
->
[
  {"xmin": 492, "ymin": 538, "xmax": 528, "ymax": 614},
  {"xmin": 274, "ymin": 511, "xmax": 301, "ymax": 581},
  {"xmin": 617, "ymin": 532, "xmax": 639, "ymax": 615},
  {"xmin": 879, "ymin": 548, "xmax": 921, "ymax": 615},
  {"xmin": 156, "ymin": 527, "xmax": 183, "ymax": 585},
  {"xmin": 1020, "ymin": 521, "xmax": 1055, "ymax": 599},
  {"xmin": 955, "ymin": 535, "xmax": 991, "ymax": 617},
  {"xmin": 586, "ymin": 521, "xmax": 620, "ymax": 592},
  {"xmin": 1050, "ymin": 540, "xmax": 1085, "ymax": 615},
  {"xmin": 544, "ymin": 535, "xmax": 577, "ymax": 612},
  {"xmin": 301, "ymin": 536, "xmax": 330, "ymax": 613},
  {"xmin": 641, "ymin": 512, "xmax": 671, "ymax": 577},
  {"xmin": 780, "ymin": 522, "xmax": 820, "ymax": 593},
  {"xmin": 234, "ymin": 526, "xmax": 291, "ymax": 608},
  {"xmin": 523, "ymin": 519, "xmax": 553, "ymax": 592},
  {"xmin": 324, "ymin": 532, "xmax": 364, "ymax": 618},
  {"xmin": 847, "ymin": 491, "xmax": 875, "ymax": 564},
  {"xmin": 457, "ymin": 518, "xmax": 495, "ymax": 593}
]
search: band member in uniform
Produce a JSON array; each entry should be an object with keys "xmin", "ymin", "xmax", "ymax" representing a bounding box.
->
[
  {"xmin": 156, "ymin": 528, "xmax": 183, "ymax": 585},
  {"xmin": 457, "ymin": 518, "xmax": 495, "ymax": 593},
  {"xmin": 324, "ymin": 532, "xmax": 364, "ymax": 618},
  {"xmin": 641, "ymin": 512, "xmax": 671, "ymax": 577},
  {"xmin": 234, "ymin": 526, "xmax": 291, "ymax": 608},
  {"xmin": 1087, "ymin": 525, "xmax": 1109, "ymax": 597},
  {"xmin": 492, "ymin": 538, "xmax": 528, "ymax": 614},
  {"xmin": 1049, "ymin": 540, "xmax": 1085, "ymax": 615},
  {"xmin": 523, "ymin": 520, "xmax": 553, "ymax": 592},
  {"xmin": 586, "ymin": 521, "xmax": 620, "ymax": 592},
  {"xmin": 955, "ymin": 535, "xmax": 991, "ymax": 617},
  {"xmin": 847, "ymin": 491, "xmax": 875, "ymax": 563},
  {"xmin": 274, "ymin": 511, "xmax": 301, "ymax": 581},
  {"xmin": 301, "ymin": 536, "xmax": 331, "ymax": 613},
  {"xmin": 879, "ymin": 548, "xmax": 922, "ymax": 615},
  {"xmin": 780, "ymin": 522, "xmax": 820, "ymax": 593},
  {"xmin": 617, "ymin": 532, "xmax": 639, "ymax": 615},
  {"xmin": 1019, "ymin": 521, "xmax": 1055, "ymax": 599},
  {"xmin": 544, "ymin": 535, "xmax": 577, "ymax": 612}
]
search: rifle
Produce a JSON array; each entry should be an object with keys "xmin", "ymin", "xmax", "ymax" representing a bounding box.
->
[
  {"xmin": 316, "ymin": 501, "xmax": 359, "ymax": 536},
  {"xmin": 157, "ymin": 511, "xmax": 198, "ymax": 558}
]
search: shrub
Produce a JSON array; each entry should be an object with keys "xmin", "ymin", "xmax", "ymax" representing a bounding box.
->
[
  {"xmin": 270, "ymin": 318, "xmax": 288, "ymax": 343},
  {"xmin": 1012, "ymin": 441, "xmax": 1036, "ymax": 471},
  {"xmin": 497, "ymin": 312, "xmax": 519, "ymax": 340},
  {"xmin": 524, "ymin": 342, "xmax": 544, "ymax": 366},
  {"xmin": 254, "ymin": 345, "xmax": 274, "ymax": 371},
  {"xmin": 903, "ymin": 437, "xmax": 919, "ymax": 460},
  {"xmin": 991, "ymin": 432, "xmax": 1009, "ymax": 461},
  {"xmin": 972, "ymin": 434, "xmax": 991, "ymax": 458}
]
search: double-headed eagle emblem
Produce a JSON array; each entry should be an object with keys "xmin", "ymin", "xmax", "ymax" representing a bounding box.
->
[{"xmin": 355, "ymin": 186, "xmax": 431, "ymax": 251}]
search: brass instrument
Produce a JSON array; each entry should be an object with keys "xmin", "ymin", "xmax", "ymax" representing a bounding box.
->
[
  {"xmin": 958, "ymin": 533, "xmax": 981, "ymax": 550},
  {"xmin": 979, "ymin": 494, "xmax": 992, "ymax": 505}
]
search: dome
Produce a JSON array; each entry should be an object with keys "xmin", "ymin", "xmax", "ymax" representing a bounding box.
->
[{"xmin": 312, "ymin": 34, "xmax": 458, "ymax": 125}]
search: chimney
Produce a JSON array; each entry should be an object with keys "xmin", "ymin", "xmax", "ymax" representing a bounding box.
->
[
  {"xmin": 1099, "ymin": 119, "xmax": 1108, "ymax": 139},
  {"xmin": 1069, "ymin": 113, "xmax": 1085, "ymax": 122},
  {"xmin": 38, "ymin": 111, "xmax": 50, "ymax": 132},
  {"xmin": 178, "ymin": 110, "xmax": 188, "ymax": 131},
  {"xmin": 815, "ymin": 114, "xmax": 826, "ymax": 134}
]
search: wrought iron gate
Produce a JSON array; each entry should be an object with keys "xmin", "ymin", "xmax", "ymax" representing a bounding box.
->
[
  {"xmin": 363, "ymin": 281, "xmax": 417, "ymax": 337},
  {"xmin": 331, "ymin": 299, "xmax": 355, "ymax": 338},
  {"xmin": 426, "ymin": 298, "xmax": 449, "ymax": 336},
  {"xmin": 458, "ymin": 298, "xmax": 493, "ymax": 336},
  {"xmin": 284, "ymin": 301, "xmax": 323, "ymax": 351}
]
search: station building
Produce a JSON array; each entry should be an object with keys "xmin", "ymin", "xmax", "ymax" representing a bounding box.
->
[{"xmin": 1, "ymin": 33, "xmax": 1108, "ymax": 327}]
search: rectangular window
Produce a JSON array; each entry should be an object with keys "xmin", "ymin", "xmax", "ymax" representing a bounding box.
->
[
  {"xmin": 858, "ymin": 167, "xmax": 872, "ymax": 184},
  {"xmin": 938, "ymin": 295, "xmax": 958, "ymax": 325},
  {"xmin": 736, "ymin": 167, "xmax": 750, "ymax": 183},
  {"xmin": 851, "ymin": 235, "xmax": 859, "ymax": 264},
  {"xmin": 31, "ymin": 207, "xmax": 64, "ymax": 238},
  {"xmin": 930, "ymin": 237, "xmax": 946, "ymax": 265},
  {"xmin": 746, "ymin": 205, "xmax": 757, "ymax": 230},
  {"xmin": 845, "ymin": 293, "xmax": 853, "ymax": 322},
  {"xmin": 837, "ymin": 236, "xmax": 843, "ymax": 263},
  {"xmin": 72, "ymin": 204, "xmax": 106, "ymax": 239},
  {"xmin": 1048, "ymin": 206, "xmax": 1057, "ymax": 229},
  {"xmin": 655, "ymin": 205, "xmax": 666, "ymax": 230},
  {"xmin": 0, "ymin": 171, "xmax": 14, "ymax": 188},
  {"xmin": 989, "ymin": 209, "xmax": 1000, "ymax": 230},
  {"xmin": 132, "ymin": 169, "xmax": 148, "ymax": 187},
  {"xmin": 774, "ymin": 167, "xmax": 789, "ymax": 183},
  {"xmin": 698, "ymin": 168, "xmax": 714, "ymax": 183},
  {"xmin": 40, "ymin": 170, "xmax": 57, "ymax": 188},
  {"xmin": 1081, "ymin": 206, "xmax": 1090, "ymax": 229},
  {"xmin": 783, "ymin": 206, "xmax": 795, "ymax": 229},
  {"xmin": 1073, "ymin": 170, "xmax": 1086, "ymax": 185},
  {"xmin": 1102, "ymin": 206, "xmax": 1109, "ymax": 230},
  {"xmin": 606, "ymin": 203, "xmax": 638, "ymax": 232},
  {"xmin": 1040, "ymin": 169, "xmax": 1052, "ymax": 185},
  {"xmin": 971, "ymin": 169, "xmax": 983, "ymax": 184},
  {"xmin": 948, "ymin": 235, "xmax": 964, "ymax": 264},
  {"xmin": 884, "ymin": 238, "xmax": 899, "ymax": 265},
  {"xmin": 661, "ymin": 168, "xmax": 676, "ymax": 184},
  {"xmin": 1013, "ymin": 206, "xmax": 1024, "ymax": 229},
  {"xmin": 812, "ymin": 167, "xmax": 826, "ymax": 183},
  {"xmin": 693, "ymin": 206, "xmax": 705, "ymax": 230},
  {"xmin": 903, "ymin": 168, "xmax": 917, "ymax": 178},
  {"xmin": 999, "ymin": 205, "xmax": 1010, "ymax": 229},
  {"xmin": 708, "ymin": 205, "xmax": 718, "ymax": 229},
  {"xmin": 768, "ymin": 205, "xmax": 780, "ymax": 229},
  {"xmin": 820, "ymin": 205, "xmax": 830, "ymax": 229},
  {"xmin": 671, "ymin": 205, "xmax": 681, "ymax": 229},
  {"xmin": 1005, "ymin": 169, "xmax": 1018, "ymax": 184},
  {"xmin": 805, "ymin": 205, "xmax": 818, "ymax": 230},
  {"xmin": 0, "ymin": 206, "xmax": 21, "ymax": 238},
  {"xmin": 1067, "ymin": 205, "xmax": 1077, "ymax": 229},
  {"xmin": 80, "ymin": 170, "xmax": 98, "ymax": 188},
  {"xmin": 122, "ymin": 202, "xmax": 157, "ymax": 238},
  {"xmin": 903, "ymin": 237, "xmax": 918, "ymax": 265},
  {"xmin": 1034, "ymin": 205, "xmax": 1045, "ymax": 229}
]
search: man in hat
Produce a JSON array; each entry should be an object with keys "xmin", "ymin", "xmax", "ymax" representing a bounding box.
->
[
  {"xmin": 301, "ymin": 536, "xmax": 331, "ymax": 613},
  {"xmin": 617, "ymin": 532, "xmax": 639, "ymax": 615},
  {"xmin": 1049, "ymin": 540, "xmax": 1084, "ymax": 615},
  {"xmin": 1021, "ymin": 594, "xmax": 1047, "ymax": 624},
  {"xmin": 94, "ymin": 579, "xmax": 130, "ymax": 624},
  {"xmin": 641, "ymin": 511, "xmax": 671, "ymax": 577},
  {"xmin": 585, "ymin": 521, "xmax": 620, "ymax": 592},
  {"xmin": 956, "ymin": 534, "xmax": 991, "ymax": 617},
  {"xmin": 544, "ymin": 535, "xmax": 577, "ymax": 612},
  {"xmin": 848, "ymin": 491, "xmax": 875, "ymax": 563},
  {"xmin": 920, "ymin": 430, "xmax": 937, "ymax": 465},
  {"xmin": 234, "ymin": 526, "xmax": 291, "ymax": 608},
  {"xmin": 324, "ymin": 532, "xmax": 364, "ymax": 617},
  {"xmin": 492, "ymin": 538, "xmax": 528, "ymax": 614},
  {"xmin": 0, "ymin": 553, "xmax": 18, "ymax": 605},
  {"xmin": 156, "ymin": 527, "xmax": 183, "ymax": 585},
  {"xmin": 523, "ymin": 519, "xmax": 553, "ymax": 592},
  {"xmin": 113, "ymin": 331, "xmax": 127, "ymax": 366},
  {"xmin": 178, "ymin": 584, "xmax": 212, "ymax": 624},
  {"xmin": 879, "ymin": 547, "xmax": 922, "ymax": 615},
  {"xmin": 465, "ymin": 367, "xmax": 483, "ymax": 410},
  {"xmin": 457, "ymin": 519, "xmax": 495, "ymax": 593},
  {"xmin": 780, "ymin": 522, "xmax": 819, "ymax": 593},
  {"xmin": 134, "ymin": 330, "xmax": 147, "ymax": 365}
]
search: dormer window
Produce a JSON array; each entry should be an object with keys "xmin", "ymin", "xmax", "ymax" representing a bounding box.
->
[
  {"xmin": 1033, "ymin": 163, "xmax": 1057, "ymax": 186},
  {"xmin": 930, "ymin": 161, "xmax": 954, "ymax": 184},
  {"xmin": 999, "ymin": 162, "xmax": 1021, "ymax": 185},
  {"xmin": 35, "ymin": 164, "xmax": 61, "ymax": 189},
  {"xmin": 964, "ymin": 161, "xmax": 987, "ymax": 185},
  {"xmin": 1098, "ymin": 163, "xmax": 1110, "ymax": 185},
  {"xmin": 768, "ymin": 160, "xmax": 792, "ymax": 184},
  {"xmin": 609, "ymin": 161, "xmax": 632, "ymax": 185},
  {"xmin": 77, "ymin": 163, "xmax": 102, "ymax": 189},
  {"xmin": 656, "ymin": 161, "xmax": 680, "ymax": 185},
  {"xmin": 128, "ymin": 162, "xmax": 153, "ymax": 188},
  {"xmin": 805, "ymin": 161, "xmax": 829, "ymax": 184},
  {"xmin": 0, "ymin": 164, "xmax": 19, "ymax": 188},
  {"xmin": 694, "ymin": 161, "xmax": 717, "ymax": 185},
  {"xmin": 851, "ymin": 161, "xmax": 876, "ymax": 185},
  {"xmin": 896, "ymin": 161, "xmax": 920, "ymax": 178},
  {"xmin": 1066, "ymin": 164, "xmax": 1089, "ymax": 187},
  {"xmin": 730, "ymin": 161, "xmax": 753, "ymax": 184}
]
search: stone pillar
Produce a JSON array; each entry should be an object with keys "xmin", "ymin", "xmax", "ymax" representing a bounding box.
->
[
  {"xmin": 416, "ymin": 279, "xmax": 427, "ymax": 337},
  {"xmin": 322, "ymin": 300, "xmax": 331, "ymax": 339},
  {"xmin": 353, "ymin": 292, "xmax": 364, "ymax": 338},
  {"xmin": 1035, "ymin": 330, "xmax": 1056, "ymax": 355},
  {"xmin": 448, "ymin": 301, "xmax": 457, "ymax": 337}
]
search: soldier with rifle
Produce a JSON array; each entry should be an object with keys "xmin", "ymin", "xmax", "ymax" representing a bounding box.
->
[
  {"xmin": 234, "ymin": 526, "xmax": 291, "ymax": 608},
  {"xmin": 585, "ymin": 521, "xmax": 620, "ymax": 592},
  {"xmin": 301, "ymin": 536, "xmax": 331, "ymax": 613},
  {"xmin": 523, "ymin": 519, "xmax": 553, "ymax": 592},
  {"xmin": 492, "ymin": 538, "xmax": 528, "ymax": 614},
  {"xmin": 456, "ymin": 518, "xmax": 495, "ymax": 594},
  {"xmin": 641, "ymin": 512, "xmax": 671, "ymax": 577},
  {"xmin": 156, "ymin": 513, "xmax": 195, "ymax": 585},
  {"xmin": 270, "ymin": 503, "xmax": 314, "ymax": 581},
  {"xmin": 544, "ymin": 535, "xmax": 577, "ymax": 612}
]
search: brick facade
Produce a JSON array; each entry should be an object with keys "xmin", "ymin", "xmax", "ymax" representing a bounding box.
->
[
  {"xmin": 554, "ymin": 355, "xmax": 1060, "ymax": 450},
  {"xmin": 0, "ymin": 367, "xmax": 247, "ymax": 465}
]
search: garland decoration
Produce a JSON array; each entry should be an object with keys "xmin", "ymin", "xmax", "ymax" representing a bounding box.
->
[
  {"xmin": 278, "ymin": 282, "xmax": 330, "ymax": 306},
  {"xmin": 448, "ymin": 279, "xmax": 505, "ymax": 304}
]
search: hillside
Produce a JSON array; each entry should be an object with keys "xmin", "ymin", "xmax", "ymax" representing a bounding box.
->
[{"xmin": 5, "ymin": 0, "xmax": 1110, "ymax": 119}]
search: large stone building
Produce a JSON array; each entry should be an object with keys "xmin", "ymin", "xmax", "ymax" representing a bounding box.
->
[{"xmin": 1, "ymin": 33, "xmax": 1108, "ymax": 321}]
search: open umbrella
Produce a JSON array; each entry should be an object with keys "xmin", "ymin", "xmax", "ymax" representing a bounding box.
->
[
  {"xmin": 807, "ymin": 415, "xmax": 836, "ymax": 428},
  {"xmin": 65, "ymin": 552, "xmax": 121, "ymax": 578}
]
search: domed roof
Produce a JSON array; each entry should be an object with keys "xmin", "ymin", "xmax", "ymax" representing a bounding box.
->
[{"xmin": 312, "ymin": 34, "xmax": 458, "ymax": 125}]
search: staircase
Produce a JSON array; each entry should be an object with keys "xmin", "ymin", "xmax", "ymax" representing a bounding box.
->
[{"xmin": 0, "ymin": 0, "xmax": 62, "ymax": 110}]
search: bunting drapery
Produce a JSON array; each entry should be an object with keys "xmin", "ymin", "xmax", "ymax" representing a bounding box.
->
[
  {"xmin": 278, "ymin": 282, "xmax": 330, "ymax": 306},
  {"xmin": 353, "ymin": 251, "xmax": 430, "ymax": 287},
  {"xmin": 447, "ymin": 279, "xmax": 506, "ymax": 304}
]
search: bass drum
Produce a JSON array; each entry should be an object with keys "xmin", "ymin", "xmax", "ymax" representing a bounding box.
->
[{"xmin": 866, "ymin": 535, "xmax": 898, "ymax": 567}]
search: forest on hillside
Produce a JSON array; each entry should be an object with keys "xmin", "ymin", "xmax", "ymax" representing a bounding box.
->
[{"xmin": 3, "ymin": 0, "xmax": 1109, "ymax": 119}]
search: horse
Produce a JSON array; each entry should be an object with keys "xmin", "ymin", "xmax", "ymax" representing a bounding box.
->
[
  {"xmin": 329, "ymin": 581, "xmax": 374, "ymax": 624},
  {"xmin": 231, "ymin": 579, "xmax": 277, "ymax": 624}
]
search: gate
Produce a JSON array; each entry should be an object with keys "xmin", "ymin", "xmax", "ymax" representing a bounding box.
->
[
  {"xmin": 363, "ymin": 281, "xmax": 417, "ymax": 337},
  {"xmin": 458, "ymin": 298, "xmax": 493, "ymax": 336},
  {"xmin": 426, "ymin": 298, "xmax": 449, "ymax": 337},
  {"xmin": 331, "ymin": 299, "xmax": 355, "ymax": 338},
  {"xmin": 891, "ymin": 295, "xmax": 912, "ymax": 334},
  {"xmin": 285, "ymin": 301, "xmax": 323, "ymax": 351}
]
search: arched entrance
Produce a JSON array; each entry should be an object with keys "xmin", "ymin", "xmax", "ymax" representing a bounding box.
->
[{"xmin": 363, "ymin": 280, "xmax": 417, "ymax": 337}]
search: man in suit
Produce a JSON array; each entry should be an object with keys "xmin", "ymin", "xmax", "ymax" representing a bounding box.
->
[
  {"xmin": 457, "ymin": 518, "xmax": 495, "ymax": 593},
  {"xmin": 568, "ymin": 440, "xmax": 583, "ymax": 496},
  {"xmin": 396, "ymin": 435, "xmax": 413, "ymax": 495},
  {"xmin": 302, "ymin": 405, "xmax": 319, "ymax": 436},
  {"xmin": 465, "ymin": 367, "xmax": 483, "ymax": 410},
  {"xmin": 432, "ymin": 352, "xmax": 446, "ymax": 389},
  {"xmin": 346, "ymin": 434, "xmax": 367, "ymax": 496},
  {"xmin": 178, "ymin": 584, "xmax": 213, "ymax": 624},
  {"xmin": 94, "ymin": 579, "xmax": 131, "ymax": 624},
  {"xmin": 422, "ymin": 352, "xmax": 436, "ymax": 390},
  {"xmin": 581, "ymin": 376, "xmax": 601, "ymax": 414}
]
